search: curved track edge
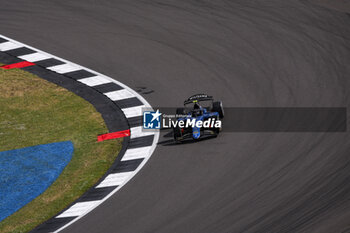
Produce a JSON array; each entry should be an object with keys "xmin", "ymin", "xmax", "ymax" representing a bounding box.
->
[{"xmin": 0, "ymin": 35, "xmax": 159, "ymax": 233}]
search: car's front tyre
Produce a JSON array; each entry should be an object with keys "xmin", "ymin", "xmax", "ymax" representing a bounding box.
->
[{"xmin": 212, "ymin": 101, "xmax": 224, "ymax": 119}]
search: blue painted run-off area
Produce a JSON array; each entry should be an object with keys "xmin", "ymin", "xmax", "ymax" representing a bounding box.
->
[{"xmin": 0, "ymin": 141, "xmax": 73, "ymax": 222}]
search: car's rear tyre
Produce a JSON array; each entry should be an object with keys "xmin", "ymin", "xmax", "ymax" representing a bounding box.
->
[
  {"xmin": 173, "ymin": 126, "xmax": 182, "ymax": 142},
  {"xmin": 212, "ymin": 115, "xmax": 221, "ymax": 135},
  {"xmin": 174, "ymin": 108, "xmax": 186, "ymax": 142},
  {"xmin": 213, "ymin": 127, "xmax": 221, "ymax": 135},
  {"xmin": 212, "ymin": 101, "xmax": 224, "ymax": 119}
]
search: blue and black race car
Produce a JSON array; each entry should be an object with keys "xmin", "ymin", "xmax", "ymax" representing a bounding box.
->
[{"xmin": 173, "ymin": 94, "xmax": 224, "ymax": 142}]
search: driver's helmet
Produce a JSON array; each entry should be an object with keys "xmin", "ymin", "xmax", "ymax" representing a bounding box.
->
[{"xmin": 193, "ymin": 102, "xmax": 200, "ymax": 109}]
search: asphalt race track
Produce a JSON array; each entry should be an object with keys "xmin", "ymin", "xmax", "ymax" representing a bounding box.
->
[{"xmin": 1, "ymin": 1, "xmax": 350, "ymax": 232}]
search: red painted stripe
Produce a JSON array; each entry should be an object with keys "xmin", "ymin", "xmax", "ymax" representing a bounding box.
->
[
  {"xmin": 97, "ymin": 129, "xmax": 130, "ymax": 142},
  {"xmin": 0, "ymin": 61, "xmax": 35, "ymax": 69}
]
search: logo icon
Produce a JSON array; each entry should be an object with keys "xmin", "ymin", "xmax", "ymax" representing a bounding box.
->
[{"xmin": 143, "ymin": 109, "xmax": 162, "ymax": 129}]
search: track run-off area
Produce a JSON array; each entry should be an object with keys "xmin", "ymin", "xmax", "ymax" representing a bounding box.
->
[{"xmin": 1, "ymin": 1, "xmax": 350, "ymax": 233}]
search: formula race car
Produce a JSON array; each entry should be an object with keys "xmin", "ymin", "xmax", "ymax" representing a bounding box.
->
[{"xmin": 173, "ymin": 94, "xmax": 224, "ymax": 142}]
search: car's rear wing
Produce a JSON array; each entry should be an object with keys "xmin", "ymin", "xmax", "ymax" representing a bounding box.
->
[{"xmin": 184, "ymin": 94, "xmax": 213, "ymax": 105}]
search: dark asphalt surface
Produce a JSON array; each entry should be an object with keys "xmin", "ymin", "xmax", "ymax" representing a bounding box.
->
[{"xmin": 1, "ymin": 1, "xmax": 350, "ymax": 232}]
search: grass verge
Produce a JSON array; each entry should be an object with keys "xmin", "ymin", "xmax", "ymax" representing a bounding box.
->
[{"xmin": 0, "ymin": 65, "xmax": 122, "ymax": 232}]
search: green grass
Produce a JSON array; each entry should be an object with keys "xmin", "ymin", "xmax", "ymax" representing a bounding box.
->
[{"xmin": 0, "ymin": 66, "xmax": 122, "ymax": 232}]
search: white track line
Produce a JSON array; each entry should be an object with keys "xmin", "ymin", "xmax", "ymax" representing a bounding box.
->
[
  {"xmin": 47, "ymin": 63, "xmax": 82, "ymax": 74},
  {"xmin": 121, "ymin": 146, "xmax": 152, "ymax": 161},
  {"xmin": 0, "ymin": 41, "xmax": 22, "ymax": 51},
  {"xmin": 96, "ymin": 171, "xmax": 135, "ymax": 188},
  {"xmin": 56, "ymin": 201, "xmax": 101, "ymax": 218},
  {"xmin": 77, "ymin": 76, "xmax": 111, "ymax": 87},
  {"xmin": 130, "ymin": 126, "xmax": 155, "ymax": 139},
  {"xmin": 105, "ymin": 89, "xmax": 135, "ymax": 101},
  {"xmin": 122, "ymin": 105, "xmax": 145, "ymax": 118},
  {"xmin": 18, "ymin": 52, "xmax": 51, "ymax": 62}
]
